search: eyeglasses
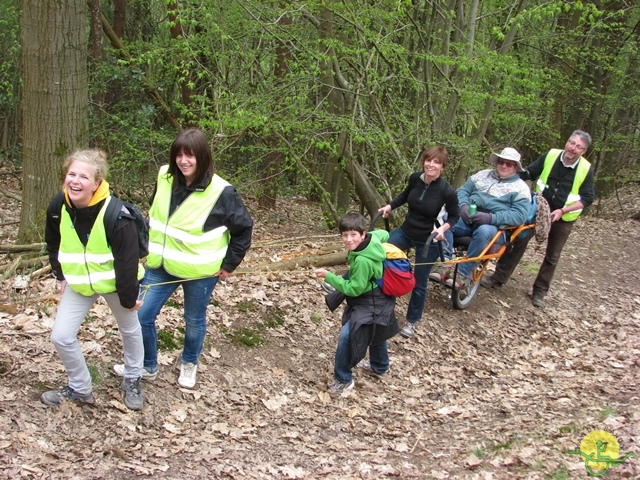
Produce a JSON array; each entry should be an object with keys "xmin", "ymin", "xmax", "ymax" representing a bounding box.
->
[
  {"xmin": 496, "ymin": 159, "xmax": 516, "ymax": 168},
  {"xmin": 567, "ymin": 140, "xmax": 587, "ymax": 151}
]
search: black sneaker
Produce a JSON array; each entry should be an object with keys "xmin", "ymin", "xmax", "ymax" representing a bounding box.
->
[
  {"xmin": 121, "ymin": 378, "xmax": 144, "ymax": 411},
  {"xmin": 532, "ymin": 293, "xmax": 545, "ymax": 308},
  {"xmin": 41, "ymin": 386, "xmax": 94, "ymax": 406}
]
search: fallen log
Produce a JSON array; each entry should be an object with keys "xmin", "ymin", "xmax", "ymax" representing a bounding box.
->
[
  {"xmin": 0, "ymin": 243, "xmax": 45, "ymax": 253},
  {"xmin": 236, "ymin": 251, "xmax": 347, "ymax": 274}
]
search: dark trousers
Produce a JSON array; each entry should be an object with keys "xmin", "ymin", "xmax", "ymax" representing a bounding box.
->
[{"xmin": 493, "ymin": 220, "xmax": 574, "ymax": 296}]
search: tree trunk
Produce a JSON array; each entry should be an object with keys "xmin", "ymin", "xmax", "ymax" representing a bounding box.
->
[
  {"xmin": 19, "ymin": 0, "xmax": 88, "ymax": 243},
  {"xmin": 113, "ymin": 0, "xmax": 126, "ymax": 38},
  {"xmin": 259, "ymin": 5, "xmax": 291, "ymax": 210},
  {"xmin": 318, "ymin": 6, "xmax": 351, "ymax": 227},
  {"xmin": 168, "ymin": 0, "xmax": 194, "ymax": 109}
]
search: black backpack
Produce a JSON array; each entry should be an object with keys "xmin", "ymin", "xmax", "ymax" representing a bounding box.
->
[{"xmin": 50, "ymin": 191, "xmax": 149, "ymax": 259}]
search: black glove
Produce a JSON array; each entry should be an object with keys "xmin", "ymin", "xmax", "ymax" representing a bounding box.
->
[
  {"xmin": 471, "ymin": 212, "xmax": 492, "ymax": 225},
  {"xmin": 460, "ymin": 204, "xmax": 471, "ymax": 224}
]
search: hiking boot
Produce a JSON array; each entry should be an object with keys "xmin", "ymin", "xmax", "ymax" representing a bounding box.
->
[
  {"xmin": 532, "ymin": 293, "xmax": 545, "ymax": 308},
  {"xmin": 357, "ymin": 361, "xmax": 389, "ymax": 380},
  {"xmin": 41, "ymin": 386, "xmax": 94, "ymax": 407},
  {"xmin": 121, "ymin": 378, "xmax": 144, "ymax": 411},
  {"xmin": 429, "ymin": 264, "xmax": 451, "ymax": 283},
  {"xmin": 321, "ymin": 282, "xmax": 336, "ymax": 294},
  {"xmin": 113, "ymin": 364, "xmax": 158, "ymax": 382},
  {"xmin": 400, "ymin": 321, "xmax": 417, "ymax": 338},
  {"xmin": 178, "ymin": 362, "xmax": 198, "ymax": 389},
  {"xmin": 327, "ymin": 378, "xmax": 355, "ymax": 398},
  {"xmin": 480, "ymin": 276, "xmax": 503, "ymax": 289}
]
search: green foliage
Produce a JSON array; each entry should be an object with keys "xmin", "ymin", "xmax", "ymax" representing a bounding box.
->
[
  {"xmin": 157, "ymin": 329, "xmax": 182, "ymax": 351},
  {"xmin": 228, "ymin": 327, "xmax": 266, "ymax": 347},
  {"xmin": 599, "ymin": 405, "xmax": 616, "ymax": 419},
  {"xmin": 87, "ymin": 364, "xmax": 102, "ymax": 385},
  {"xmin": 0, "ymin": 0, "xmax": 20, "ymax": 155},
  {"xmin": 6, "ymin": 0, "xmax": 637, "ymax": 210},
  {"xmin": 227, "ymin": 305, "xmax": 286, "ymax": 347}
]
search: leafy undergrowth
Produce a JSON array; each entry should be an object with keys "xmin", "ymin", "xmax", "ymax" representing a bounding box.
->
[{"xmin": 0, "ymin": 186, "xmax": 639, "ymax": 479}]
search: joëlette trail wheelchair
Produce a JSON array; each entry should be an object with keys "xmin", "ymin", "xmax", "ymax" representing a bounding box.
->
[{"xmin": 369, "ymin": 211, "xmax": 535, "ymax": 310}]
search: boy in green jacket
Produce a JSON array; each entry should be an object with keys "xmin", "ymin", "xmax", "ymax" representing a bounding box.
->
[{"xmin": 315, "ymin": 212, "xmax": 398, "ymax": 398}]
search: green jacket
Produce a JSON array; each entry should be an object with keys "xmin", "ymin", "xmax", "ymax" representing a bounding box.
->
[{"xmin": 324, "ymin": 229, "xmax": 389, "ymax": 297}]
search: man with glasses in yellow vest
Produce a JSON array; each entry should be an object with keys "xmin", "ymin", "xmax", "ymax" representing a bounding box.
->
[{"xmin": 481, "ymin": 130, "xmax": 595, "ymax": 308}]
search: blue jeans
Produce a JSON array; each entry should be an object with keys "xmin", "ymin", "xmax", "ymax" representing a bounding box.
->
[
  {"xmin": 388, "ymin": 227, "xmax": 441, "ymax": 324},
  {"xmin": 334, "ymin": 321, "xmax": 389, "ymax": 383},
  {"xmin": 138, "ymin": 267, "xmax": 218, "ymax": 372},
  {"xmin": 444, "ymin": 218, "xmax": 504, "ymax": 278}
]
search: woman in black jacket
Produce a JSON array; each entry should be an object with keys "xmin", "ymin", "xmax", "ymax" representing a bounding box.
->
[
  {"xmin": 378, "ymin": 146, "xmax": 459, "ymax": 339},
  {"xmin": 42, "ymin": 149, "xmax": 145, "ymax": 410}
]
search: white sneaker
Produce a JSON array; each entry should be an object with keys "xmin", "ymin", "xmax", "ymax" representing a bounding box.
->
[
  {"xmin": 178, "ymin": 362, "xmax": 198, "ymax": 388},
  {"xmin": 400, "ymin": 322, "xmax": 417, "ymax": 338},
  {"xmin": 113, "ymin": 364, "xmax": 158, "ymax": 381},
  {"xmin": 327, "ymin": 378, "xmax": 355, "ymax": 398}
]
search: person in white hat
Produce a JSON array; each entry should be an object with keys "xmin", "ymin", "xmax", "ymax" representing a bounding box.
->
[
  {"xmin": 481, "ymin": 131, "xmax": 595, "ymax": 308},
  {"xmin": 443, "ymin": 147, "xmax": 531, "ymax": 292}
]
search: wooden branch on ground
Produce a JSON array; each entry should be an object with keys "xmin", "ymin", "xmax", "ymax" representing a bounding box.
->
[
  {"xmin": 236, "ymin": 251, "xmax": 347, "ymax": 274},
  {"xmin": 0, "ymin": 243, "xmax": 45, "ymax": 253},
  {"xmin": 0, "ymin": 188, "xmax": 22, "ymax": 201},
  {"xmin": 0, "ymin": 255, "xmax": 47, "ymax": 277}
]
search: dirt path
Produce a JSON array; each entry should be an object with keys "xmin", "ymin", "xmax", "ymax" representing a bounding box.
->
[{"xmin": 0, "ymin": 197, "xmax": 639, "ymax": 479}]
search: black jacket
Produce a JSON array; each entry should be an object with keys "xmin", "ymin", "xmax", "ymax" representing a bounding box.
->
[
  {"xmin": 45, "ymin": 196, "xmax": 141, "ymax": 309},
  {"xmin": 522, "ymin": 151, "xmax": 595, "ymax": 213},
  {"xmin": 151, "ymin": 172, "xmax": 253, "ymax": 273},
  {"xmin": 342, "ymin": 288, "xmax": 398, "ymax": 367},
  {"xmin": 390, "ymin": 174, "xmax": 459, "ymax": 242}
]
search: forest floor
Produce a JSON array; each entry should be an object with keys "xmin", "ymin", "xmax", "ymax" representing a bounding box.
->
[{"xmin": 0, "ymin": 177, "xmax": 639, "ymax": 480}]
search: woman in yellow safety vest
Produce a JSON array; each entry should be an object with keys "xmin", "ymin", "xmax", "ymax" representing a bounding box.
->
[
  {"xmin": 114, "ymin": 128, "xmax": 253, "ymax": 389},
  {"xmin": 42, "ymin": 150, "xmax": 145, "ymax": 411}
]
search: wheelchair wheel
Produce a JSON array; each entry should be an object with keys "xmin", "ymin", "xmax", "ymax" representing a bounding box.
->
[{"xmin": 451, "ymin": 269, "xmax": 482, "ymax": 310}]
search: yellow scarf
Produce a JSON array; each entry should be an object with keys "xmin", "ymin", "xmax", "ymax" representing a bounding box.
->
[{"xmin": 63, "ymin": 180, "xmax": 111, "ymax": 208}]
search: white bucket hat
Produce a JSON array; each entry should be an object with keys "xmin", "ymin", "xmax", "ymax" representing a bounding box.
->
[{"xmin": 489, "ymin": 147, "xmax": 525, "ymax": 172}]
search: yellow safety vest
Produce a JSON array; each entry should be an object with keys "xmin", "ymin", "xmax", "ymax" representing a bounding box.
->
[
  {"xmin": 536, "ymin": 149, "xmax": 591, "ymax": 221},
  {"xmin": 147, "ymin": 165, "xmax": 230, "ymax": 278},
  {"xmin": 58, "ymin": 197, "xmax": 116, "ymax": 296}
]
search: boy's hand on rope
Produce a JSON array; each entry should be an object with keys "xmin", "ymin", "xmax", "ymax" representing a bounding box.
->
[{"xmin": 315, "ymin": 268, "xmax": 328, "ymax": 279}]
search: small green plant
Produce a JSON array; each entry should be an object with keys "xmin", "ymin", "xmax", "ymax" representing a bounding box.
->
[
  {"xmin": 229, "ymin": 327, "xmax": 265, "ymax": 347},
  {"xmin": 523, "ymin": 262, "xmax": 540, "ymax": 274},
  {"xmin": 165, "ymin": 299, "xmax": 181, "ymax": 308},
  {"xmin": 559, "ymin": 424, "xmax": 580, "ymax": 434},
  {"xmin": 85, "ymin": 314, "xmax": 96, "ymax": 323},
  {"xmin": 473, "ymin": 448, "xmax": 486, "ymax": 458},
  {"xmin": 310, "ymin": 312, "xmax": 323, "ymax": 324},
  {"xmin": 263, "ymin": 308, "xmax": 285, "ymax": 329},
  {"xmin": 599, "ymin": 405, "xmax": 616, "ymax": 419},
  {"xmin": 157, "ymin": 329, "xmax": 182, "ymax": 350},
  {"xmin": 87, "ymin": 364, "xmax": 102, "ymax": 385},
  {"xmin": 209, "ymin": 298, "xmax": 221, "ymax": 307},
  {"xmin": 0, "ymin": 358, "xmax": 10, "ymax": 375},
  {"xmin": 493, "ymin": 438, "xmax": 516, "ymax": 451},
  {"xmin": 235, "ymin": 300, "xmax": 259, "ymax": 313},
  {"xmin": 547, "ymin": 466, "xmax": 570, "ymax": 480}
]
